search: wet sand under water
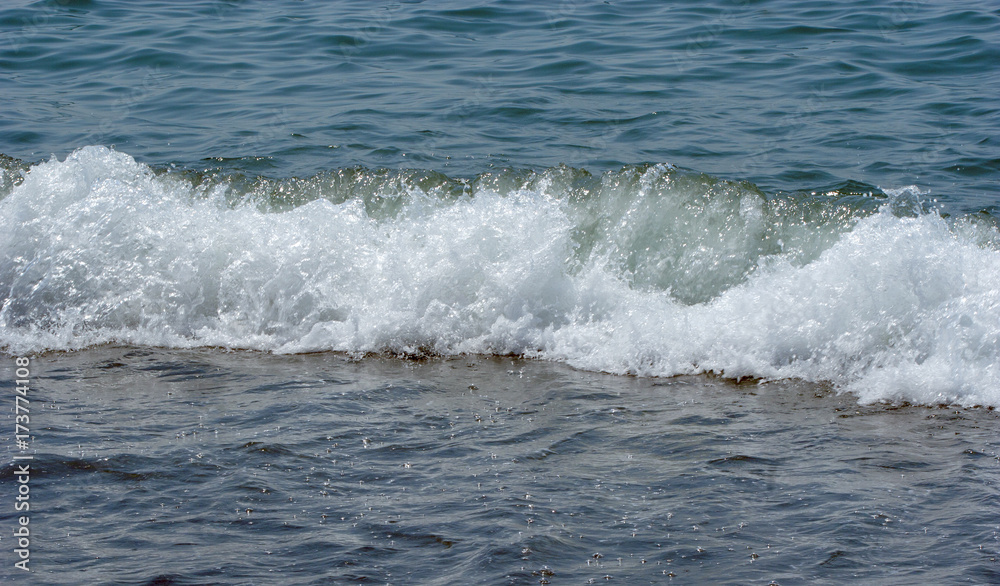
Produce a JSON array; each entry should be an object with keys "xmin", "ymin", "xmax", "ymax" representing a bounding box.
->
[{"xmin": 3, "ymin": 348, "xmax": 999, "ymax": 584}]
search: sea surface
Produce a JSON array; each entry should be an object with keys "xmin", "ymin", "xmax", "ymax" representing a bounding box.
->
[{"xmin": 1, "ymin": 0, "xmax": 999, "ymax": 583}]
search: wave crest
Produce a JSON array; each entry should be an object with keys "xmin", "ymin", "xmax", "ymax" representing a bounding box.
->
[{"xmin": 2, "ymin": 146, "xmax": 998, "ymax": 406}]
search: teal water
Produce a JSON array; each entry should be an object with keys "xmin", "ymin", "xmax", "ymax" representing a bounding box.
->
[
  {"xmin": 1, "ymin": 0, "xmax": 998, "ymax": 210},
  {"xmin": 2, "ymin": 1, "xmax": 1000, "ymax": 583}
]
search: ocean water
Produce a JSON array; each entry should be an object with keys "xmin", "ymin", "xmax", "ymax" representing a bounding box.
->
[{"xmin": 1, "ymin": 0, "xmax": 999, "ymax": 583}]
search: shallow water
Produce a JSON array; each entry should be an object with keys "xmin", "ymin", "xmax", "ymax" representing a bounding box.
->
[{"xmin": 2, "ymin": 349, "xmax": 1000, "ymax": 584}]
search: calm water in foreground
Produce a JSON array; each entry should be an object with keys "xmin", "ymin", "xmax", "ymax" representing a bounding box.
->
[{"xmin": 2, "ymin": 349, "xmax": 1000, "ymax": 584}]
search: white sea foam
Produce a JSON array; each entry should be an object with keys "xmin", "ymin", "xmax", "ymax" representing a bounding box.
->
[{"xmin": 1, "ymin": 147, "xmax": 998, "ymax": 406}]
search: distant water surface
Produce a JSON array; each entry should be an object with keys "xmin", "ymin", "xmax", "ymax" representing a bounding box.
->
[{"xmin": 1, "ymin": 0, "xmax": 997, "ymax": 209}]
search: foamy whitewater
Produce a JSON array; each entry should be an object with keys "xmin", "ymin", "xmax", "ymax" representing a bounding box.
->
[{"xmin": 1, "ymin": 147, "xmax": 998, "ymax": 406}]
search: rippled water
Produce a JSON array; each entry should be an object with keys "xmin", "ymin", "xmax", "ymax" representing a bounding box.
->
[
  {"xmin": 4, "ymin": 350, "xmax": 1000, "ymax": 584},
  {"xmin": 2, "ymin": 0, "xmax": 998, "ymax": 209},
  {"xmin": 2, "ymin": 0, "xmax": 999, "ymax": 583}
]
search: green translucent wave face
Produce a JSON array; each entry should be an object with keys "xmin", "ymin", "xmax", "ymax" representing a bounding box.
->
[
  {"xmin": 0, "ymin": 154, "xmax": 28, "ymax": 199},
  {"xmin": 9, "ymin": 149, "xmax": 992, "ymax": 311},
  {"xmin": 174, "ymin": 162, "xmax": 889, "ymax": 305}
]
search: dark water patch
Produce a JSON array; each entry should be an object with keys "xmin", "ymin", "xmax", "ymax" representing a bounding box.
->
[
  {"xmin": 231, "ymin": 440, "xmax": 298, "ymax": 457},
  {"xmin": 1, "ymin": 452, "xmax": 182, "ymax": 483},
  {"xmin": 874, "ymin": 459, "xmax": 934, "ymax": 471},
  {"xmin": 141, "ymin": 575, "xmax": 189, "ymax": 586},
  {"xmin": 818, "ymin": 549, "xmax": 863, "ymax": 569},
  {"xmin": 962, "ymin": 448, "xmax": 999, "ymax": 460},
  {"xmin": 708, "ymin": 454, "xmax": 785, "ymax": 469},
  {"xmin": 670, "ymin": 414, "xmax": 735, "ymax": 426}
]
